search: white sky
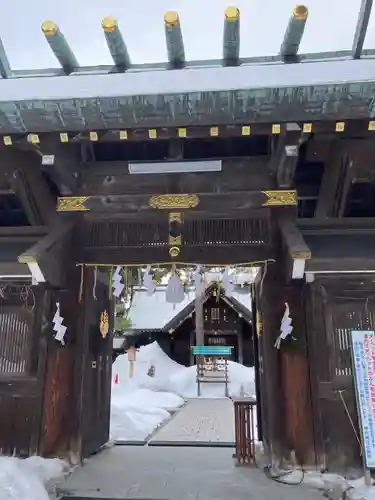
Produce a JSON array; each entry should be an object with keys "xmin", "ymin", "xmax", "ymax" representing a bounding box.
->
[{"xmin": 0, "ymin": 0, "xmax": 372, "ymax": 70}]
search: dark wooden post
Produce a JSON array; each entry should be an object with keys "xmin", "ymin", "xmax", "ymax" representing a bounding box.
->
[{"xmin": 195, "ymin": 290, "xmax": 204, "ymax": 346}]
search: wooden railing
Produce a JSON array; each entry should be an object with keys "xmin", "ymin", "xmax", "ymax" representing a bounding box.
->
[{"xmin": 233, "ymin": 397, "xmax": 257, "ymax": 465}]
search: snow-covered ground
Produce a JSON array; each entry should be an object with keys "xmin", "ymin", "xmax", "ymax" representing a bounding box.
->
[
  {"xmin": 110, "ymin": 341, "xmax": 256, "ymax": 442},
  {"xmin": 0, "ymin": 456, "xmax": 66, "ymax": 500}
]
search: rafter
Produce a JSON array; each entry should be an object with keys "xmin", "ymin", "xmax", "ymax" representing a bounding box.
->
[
  {"xmin": 0, "ymin": 148, "xmax": 58, "ymax": 226},
  {"xmin": 271, "ymin": 126, "xmax": 307, "ymax": 188},
  {"xmin": 11, "ymin": 137, "xmax": 79, "ymax": 195}
]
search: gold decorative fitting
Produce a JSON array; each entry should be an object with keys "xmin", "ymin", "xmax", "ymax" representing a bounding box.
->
[
  {"xmin": 149, "ymin": 194, "xmax": 199, "ymax": 210},
  {"xmin": 148, "ymin": 129, "xmax": 157, "ymax": 139},
  {"xmin": 60, "ymin": 133, "xmax": 69, "ymax": 143},
  {"xmin": 164, "ymin": 11, "xmax": 179, "ymax": 26},
  {"xmin": 225, "ymin": 6, "xmax": 240, "ymax": 20},
  {"xmin": 41, "ymin": 20, "xmax": 58, "ymax": 36},
  {"xmin": 102, "ymin": 17, "xmax": 118, "ymax": 32},
  {"xmin": 27, "ymin": 134, "xmax": 39, "ymax": 144},
  {"xmin": 89, "ymin": 132, "xmax": 98, "ymax": 141},
  {"xmin": 303, "ymin": 123, "xmax": 312, "ymax": 133},
  {"xmin": 242, "ymin": 125, "xmax": 251, "ymax": 136},
  {"xmin": 3, "ymin": 136, "xmax": 12, "ymax": 146},
  {"xmin": 169, "ymin": 246, "xmax": 180, "ymax": 258},
  {"xmin": 169, "ymin": 235, "xmax": 182, "ymax": 246},
  {"xmin": 272, "ymin": 124, "xmax": 281, "ymax": 134},
  {"xmin": 57, "ymin": 196, "xmax": 90, "ymax": 212},
  {"xmin": 169, "ymin": 212, "xmax": 182, "ymax": 223},
  {"xmin": 262, "ymin": 190, "xmax": 297, "ymax": 206},
  {"xmin": 292, "ymin": 251, "xmax": 311, "ymax": 260},
  {"xmin": 119, "ymin": 130, "xmax": 128, "ymax": 140},
  {"xmin": 292, "ymin": 5, "xmax": 308, "ymax": 20},
  {"xmin": 178, "ymin": 128, "xmax": 187, "ymax": 138},
  {"xmin": 369, "ymin": 121, "xmax": 375, "ymax": 131},
  {"xmin": 100, "ymin": 311, "xmax": 109, "ymax": 339},
  {"xmin": 335, "ymin": 122, "xmax": 345, "ymax": 132},
  {"xmin": 210, "ymin": 126, "xmax": 219, "ymax": 137}
]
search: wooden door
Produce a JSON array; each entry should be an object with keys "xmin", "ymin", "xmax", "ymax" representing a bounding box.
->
[
  {"xmin": 80, "ymin": 271, "xmax": 114, "ymax": 458},
  {"xmin": 307, "ymin": 280, "xmax": 368, "ymax": 471}
]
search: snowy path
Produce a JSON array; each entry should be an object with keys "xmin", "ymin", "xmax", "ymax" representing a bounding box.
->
[
  {"xmin": 56, "ymin": 446, "xmax": 324, "ymax": 500},
  {"xmin": 149, "ymin": 398, "xmax": 235, "ymax": 446}
]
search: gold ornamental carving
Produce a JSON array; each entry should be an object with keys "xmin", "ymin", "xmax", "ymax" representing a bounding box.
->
[
  {"xmin": 57, "ymin": 196, "xmax": 91, "ymax": 212},
  {"xmin": 262, "ymin": 190, "xmax": 297, "ymax": 207},
  {"xmin": 100, "ymin": 311, "xmax": 109, "ymax": 339},
  {"xmin": 149, "ymin": 194, "xmax": 199, "ymax": 210}
]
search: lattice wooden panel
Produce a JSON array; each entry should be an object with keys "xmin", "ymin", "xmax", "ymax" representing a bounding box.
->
[
  {"xmin": 80, "ymin": 217, "xmax": 270, "ymax": 248},
  {"xmin": 0, "ymin": 308, "xmax": 33, "ymax": 374}
]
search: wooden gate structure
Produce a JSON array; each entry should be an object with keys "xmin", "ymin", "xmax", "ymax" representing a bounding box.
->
[{"xmin": 0, "ymin": 3, "xmax": 375, "ymax": 471}]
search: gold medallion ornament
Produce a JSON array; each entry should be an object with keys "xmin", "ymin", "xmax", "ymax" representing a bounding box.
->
[
  {"xmin": 99, "ymin": 311, "xmax": 109, "ymax": 339},
  {"xmin": 169, "ymin": 246, "xmax": 180, "ymax": 258},
  {"xmin": 149, "ymin": 194, "xmax": 199, "ymax": 210},
  {"xmin": 57, "ymin": 196, "xmax": 91, "ymax": 212},
  {"xmin": 262, "ymin": 190, "xmax": 297, "ymax": 207}
]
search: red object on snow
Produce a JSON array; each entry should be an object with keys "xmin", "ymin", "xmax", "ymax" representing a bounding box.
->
[{"xmin": 114, "ymin": 373, "xmax": 119, "ymax": 384}]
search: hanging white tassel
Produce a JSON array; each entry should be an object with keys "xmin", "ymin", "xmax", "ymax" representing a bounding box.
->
[
  {"xmin": 143, "ymin": 266, "xmax": 156, "ymax": 296},
  {"xmin": 166, "ymin": 272, "xmax": 185, "ymax": 304},
  {"xmin": 222, "ymin": 266, "xmax": 234, "ymax": 296},
  {"xmin": 112, "ymin": 266, "xmax": 125, "ymax": 297},
  {"xmin": 194, "ymin": 265, "xmax": 205, "ymax": 296},
  {"xmin": 52, "ymin": 302, "xmax": 67, "ymax": 345},
  {"xmin": 274, "ymin": 302, "xmax": 293, "ymax": 349}
]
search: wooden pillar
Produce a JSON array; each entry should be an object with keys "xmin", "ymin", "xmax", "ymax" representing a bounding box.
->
[
  {"xmin": 195, "ymin": 291, "xmax": 204, "ymax": 346},
  {"xmin": 258, "ymin": 266, "xmax": 316, "ymax": 467},
  {"xmin": 237, "ymin": 330, "xmax": 244, "ymax": 364},
  {"xmin": 256, "ymin": 262, "xmax": 286, "ymax": 465}
]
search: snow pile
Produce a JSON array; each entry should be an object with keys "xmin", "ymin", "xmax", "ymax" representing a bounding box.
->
[
  {"xmin": 110, "ymin": 343, "xmax": 185, "ymax": 441},
  {"xmin": 0, "ymin": 456, "xmax": 66, "ymax": 500},
  {"xmin": 170, "ymin": 361, "xmax": 255, "ymax": 399},
  {"xmin": 110, "ymin": 341, "xmax": 256, "ymax": 441}
]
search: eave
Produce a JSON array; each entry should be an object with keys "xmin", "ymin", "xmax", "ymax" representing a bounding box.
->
[{"xmin": 0, "ymin": 58, "xmax": 375, "ymax": 133}]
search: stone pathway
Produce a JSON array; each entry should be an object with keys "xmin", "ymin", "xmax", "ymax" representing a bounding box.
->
[
  {"xmin": 149, "ymin": 398, "xmax": 235, "ymax": 446},
  {"xmin": 55, "ymin": 446, "xmax": 324, "ymax": 500}
]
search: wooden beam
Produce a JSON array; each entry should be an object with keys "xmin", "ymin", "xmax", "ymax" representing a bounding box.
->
[
  {"xmin": 279, "ymin": 213, "xmax": 311, "ymax": 281},
  {"xmin": 18, "ymin": 219, "xmax": 76, "ymax": 287},
  {"xmin": 315, "ymin": 140, "xmax": 353, "ymax": 219},
  {"xmin": 11, "ymin": 138, "xmax": 79, "ymax": 195},
  {"xmin": 0, "ymin": 148, "xmax": 59, "ymax": 226},
  {"xmin": 80, "ymin": 158, "xmax": 273, "ymax": 196},
  {"xmin": 57, "ymin": 190, "xmax": 297, "ymax": 215},
  {"xmin": 2, "ymin": 119, "xmax": 375, "ymax": 148},
  {"xmin": 279, "ymin": 216, "xmax": 311, "ymax": 260},
  {"xmin": 80, "ymin": 244, "xmax": 272, "ymax": 266}
]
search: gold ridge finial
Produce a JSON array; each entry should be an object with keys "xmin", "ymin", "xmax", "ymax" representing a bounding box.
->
[
  {"xmin": 102, "ymin": 17, "xmax": 118, "ymax": 33},
  {"xmin": 41, "ymin": 20, "xmax": 58, "ymax": 37},
  {"xmin": 225, "ymin": 7, "xmax": 240, "ymax": 21},
  {"xmin": 292, "ymin": 5, "xmax": 308, "ymax": 20},
  {"xmin": 164, "ymin": 11, "xmax": 179, "ymax": 27}
]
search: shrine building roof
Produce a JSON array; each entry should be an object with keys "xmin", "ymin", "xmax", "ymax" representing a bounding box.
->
[{"xmin": 0, "ymin": 3, "xmax": 374, "ymax": 134}]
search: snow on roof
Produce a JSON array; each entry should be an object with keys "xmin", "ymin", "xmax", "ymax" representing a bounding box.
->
[
  {"xmin": 127, "ymin": 284, "xmax": 252, "ymax": 331},
  {"xmin": 128, "ymin": 287, "xmax": 196, "ymax": 331},
  {"xmin": 0, "ymin": 58, "xmax": 374, "ymax": 102}
]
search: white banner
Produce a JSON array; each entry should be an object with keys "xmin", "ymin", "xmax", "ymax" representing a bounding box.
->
[{"xmin": 351, "ymin": 330, "xmax": 375, "ymax": 468}]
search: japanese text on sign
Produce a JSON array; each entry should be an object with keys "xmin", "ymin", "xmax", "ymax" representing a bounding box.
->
[{"xmin": 351, "ymin": 330, "xmax": 375, "ymax": 468}]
